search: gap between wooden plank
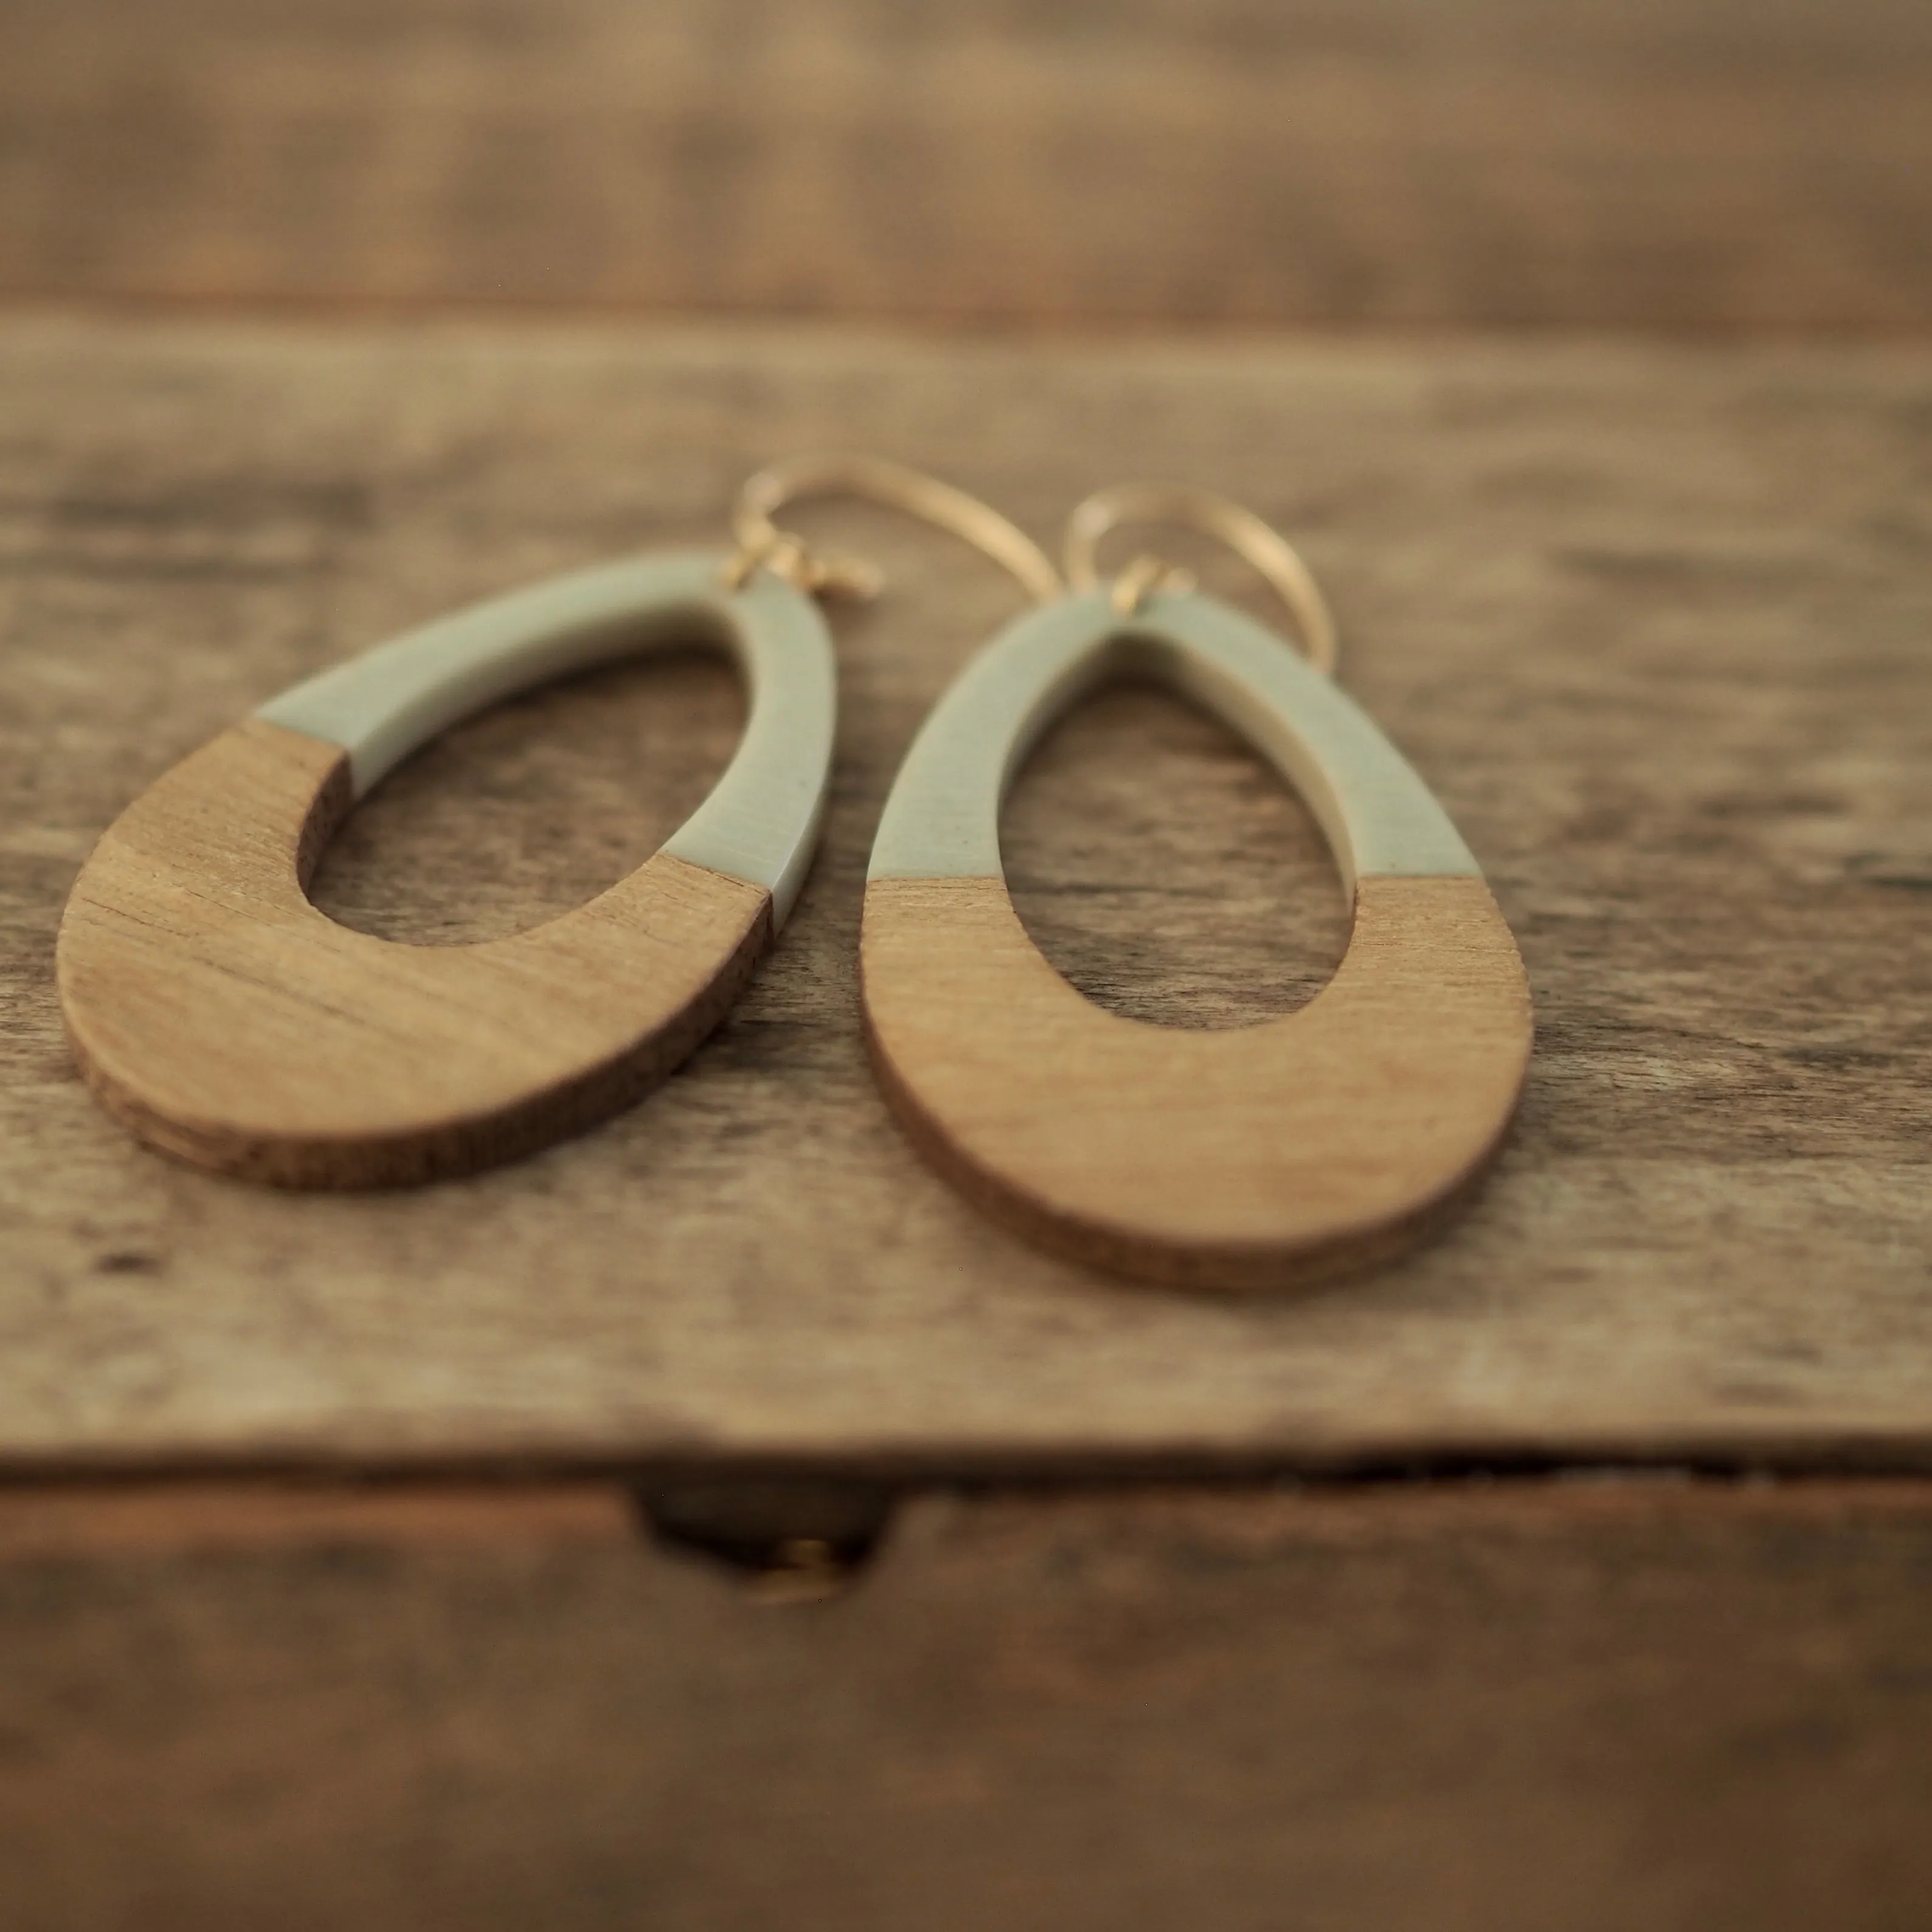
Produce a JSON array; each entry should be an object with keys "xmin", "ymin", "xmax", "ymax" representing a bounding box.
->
[{"xmin": 2, "ymin": 1469, "xmax": 1930, "ymax": 1563}]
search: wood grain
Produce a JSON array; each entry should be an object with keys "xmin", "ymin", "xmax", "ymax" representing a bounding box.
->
[
  {"xmin": 2, "ymin": 1475, "xmax": 1931, "ymax": 1930},
  {"xmin": 1, "ymin": 0, "xmax": 1929, "ymax": 329},
  {"xmin": 58, "ymin": 717, "xmax": 773, "ymax": 1185},
  {"xmin": 1, "ymin": 318, "xmax": 1930, "ymax": 1471},
  {"xmin": 864, "ymin": 875, "xmax": 1532, "ymax": 1288}
]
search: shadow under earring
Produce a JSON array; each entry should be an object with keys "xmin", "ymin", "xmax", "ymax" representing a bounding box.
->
[
  {"xmin": 58, "ymin": 499, "xmax": 843, "ymax": 1187},
  {"xmin": 861, "ymin": 482, "xmax": 1533, "ymax": 1291}
]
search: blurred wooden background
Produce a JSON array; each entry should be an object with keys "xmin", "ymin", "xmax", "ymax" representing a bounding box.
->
[
  {"xmin": 1, "ymin": 2, "xmax": 1930, "ymax": 1927},
  {"xmin": 5, "ymin": 0, "xmax": 1930, "ymax": 328}
]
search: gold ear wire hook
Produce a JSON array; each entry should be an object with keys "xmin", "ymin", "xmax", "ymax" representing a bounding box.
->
[
  {"xmin": 727, "ymin": 454, "xmax": 1065, "ymax": 606},
  {"xmin": 1063, "ymin": 483, "xmax": 1339, "ymax": 674}
]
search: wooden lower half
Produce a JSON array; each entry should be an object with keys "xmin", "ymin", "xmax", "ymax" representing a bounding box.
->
[
  {"xmin": 57, "ymin": 718, "xmax": 772, "ymax": 1187},
  {"xmin": 861, "ymin": 873, "xmax": 1533, "ymax": 1291}
]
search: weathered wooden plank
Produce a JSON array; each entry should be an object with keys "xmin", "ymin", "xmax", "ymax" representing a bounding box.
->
[
  {"xmin": 2, "ymin": 1477, "xmax": 1930, "ymax": 1930},
  {"xmin": 2, "ymin": 0, "xmax": 1929, "ymax": 329},
  {"xmin": 1, "ymin": 318, "xmax": 1929, "ymax": 1471},
  {"xmin": 0, "ymin": 1479, "xmax": 634, "ymax": 1558}
]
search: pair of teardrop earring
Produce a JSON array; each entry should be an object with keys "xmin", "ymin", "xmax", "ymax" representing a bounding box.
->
[{"xmin": 57, "ymin": 456, "xmax": 1532, "ymax": 1291}]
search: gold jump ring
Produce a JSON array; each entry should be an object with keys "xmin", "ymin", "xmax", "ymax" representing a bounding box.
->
[{"xmin": 1064, "ymin": 483, "xmax": 1338, "ymax": 674}]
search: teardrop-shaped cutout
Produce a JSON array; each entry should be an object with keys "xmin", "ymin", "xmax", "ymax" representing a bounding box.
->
[
  {"xmin": 312, "ymin": 649, "xmax": 745, "ymax": 946},
  {"xmin": 1002, "ymin": 677, "xmax": 1349, "ymax": 1029},
  {"xmin": 861, "ymin": 586, "xmax": 1532, "ymax": 1291},
  {"xmin": 58, "ymin": 554, "xmax": 836, "ymax": 1187}
]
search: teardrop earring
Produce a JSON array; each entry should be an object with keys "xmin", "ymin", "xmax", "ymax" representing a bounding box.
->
[
  {"xmin": 861, "ymin": 481, "xmax": 1534, "ymax": 1291},
  {"xmin": 57, "ymin": 489, "xmax": 850, "ymax": 1187}
]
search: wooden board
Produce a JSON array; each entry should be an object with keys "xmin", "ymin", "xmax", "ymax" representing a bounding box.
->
[
  {"xmin": 2, "ymin": 1475, "xmax": 1931, "ymax": 1930},
  {"xmin": 1, "ymin": 317, "xmax": 1930, "ymax": 1472},
  {"xmin": 3, "ymin": 0, "xmax": 1930, "ymax": 330}
]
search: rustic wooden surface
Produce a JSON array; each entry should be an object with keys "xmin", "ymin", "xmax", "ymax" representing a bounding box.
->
[
  {"xmin": 1, "ymin": 317, "xmax": 1928, "ymax": 1471},
  {"xmin": 4, "ymin": 0, "xmax": 1931, "ymax": 330},
  {"xmin": 5, "ymin": 0, "xmax": 1929, "ymax": 1915},
  {"xmin": 0, "ymin": 1475, "xmax": 1928, "ymax": 1930}
]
